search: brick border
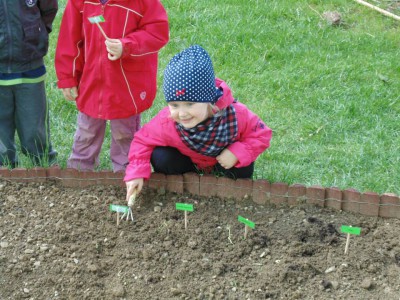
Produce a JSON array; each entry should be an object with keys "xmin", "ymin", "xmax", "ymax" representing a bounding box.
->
[{"xmin": 0, "ymin": 166, "xmax": 399, "ymax": 219}]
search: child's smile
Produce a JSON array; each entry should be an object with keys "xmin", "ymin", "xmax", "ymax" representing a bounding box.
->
[{"xmin": 168, "ymin": 101, "xmax": 210, "ymax": 129}]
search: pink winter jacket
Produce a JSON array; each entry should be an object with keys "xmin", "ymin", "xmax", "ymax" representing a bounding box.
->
[{"xmin": 124, "ymin": 78, "xmax": 272, "ymax": 182}]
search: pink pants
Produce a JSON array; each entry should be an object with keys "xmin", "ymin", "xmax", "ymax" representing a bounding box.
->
[{"xmin": 67, "ymin": 112, "xmax": 140, "ymax": 172}]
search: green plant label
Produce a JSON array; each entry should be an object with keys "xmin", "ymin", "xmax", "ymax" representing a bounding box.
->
[
  {"xmin": 88, "ymin": 15, "xmax": 105, "ymax": 24},
  {"xmin": 176, "ymin": 203, "xmax": 194, "ymax": 212},
  {"xmin": 341, "ymin": 225, "xmax": 361, "ymax": 235},
  {"xmin": 238, "ymin": 215, "xmax": 255, "ymax": 229},
  {"xmin": 109, "ymin": 204, "xmax": 129, "ymax": 213}
]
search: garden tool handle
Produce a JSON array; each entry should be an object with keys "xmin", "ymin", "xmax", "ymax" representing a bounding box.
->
[{"xmin": 128, "ymin": 189, "xmax": 137, "ymax": 207}]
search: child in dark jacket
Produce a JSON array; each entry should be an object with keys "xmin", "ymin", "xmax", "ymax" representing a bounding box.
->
[
  {"xmin": 124, "ymin": 45, "xmax": 272, "ymax": 200},
  {"xmin": 0, "ymin": 0, "xmax": 58, "ymax": 168},
  {"xmin": 55, "ymin": 0, "xmax": 169, "ymax": 172}
]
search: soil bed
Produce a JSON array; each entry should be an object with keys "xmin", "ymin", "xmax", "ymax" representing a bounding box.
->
[{"xmin": 0, "ymin": 180, "xmax": 399, "ymax": 299}]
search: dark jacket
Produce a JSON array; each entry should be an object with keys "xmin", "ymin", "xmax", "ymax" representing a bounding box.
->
[{"xmin": 0, "ymin": 0, "xmax": 58, "ymax": 73}]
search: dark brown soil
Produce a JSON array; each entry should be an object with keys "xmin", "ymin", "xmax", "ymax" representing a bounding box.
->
[{"xmin": 1, "ymin": 180, "xmax": 399, "ymax": 299}]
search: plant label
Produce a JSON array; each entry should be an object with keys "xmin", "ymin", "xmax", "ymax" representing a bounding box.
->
[
  {"xmin": 176, "ymin": 203, "xmax": 194, "ymax": 212},
  {"xmin": 341, "ymin": 225, "xmax": 361, "ymax": 235},
  {"xmin": 238, "ymin": 215, "xmax": 255, "ymax": 229},
  {"xmin": 109, "ymin": 204, "xmax": 129, "ymax": 214}
]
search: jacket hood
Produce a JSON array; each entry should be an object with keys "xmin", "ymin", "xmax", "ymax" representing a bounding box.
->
[{"xmin": 214, "ymin": 78, "xmax": 235, "ymax": 110}]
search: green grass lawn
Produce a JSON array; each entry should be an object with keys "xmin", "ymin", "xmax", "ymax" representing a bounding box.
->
[{"xmin": 38, "ymin": 0, "xmax": 399, "ymax": 195}]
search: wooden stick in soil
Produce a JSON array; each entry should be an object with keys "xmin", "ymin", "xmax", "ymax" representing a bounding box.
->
[
  {"xmin": 117, "ymin": 211, "xmax": 120, "ymax": 227},
  {"xmin": 354, "ymin": 0, "xmax": 400, "ymax": 21},
  {"xmin": 244, "ymin": 225, "xmax": 249, "ymax": 239},
  {"xmin": 344, "ymin": 233, "xmax": 351, "ymax": 255},
  {"xmin": 238, "ymin": 215, "xmax": 255, "ymax": 240},
  {"xmin": 175, "ymin": 203, "xmax": 194, "ymax": 230},
  {"xmin": 184, "ymin": 211, "xmax": 188, "ymax": 230},
  {"xmin": 341, "ymin": 225, "xmax": 361, "ymax": 255}
]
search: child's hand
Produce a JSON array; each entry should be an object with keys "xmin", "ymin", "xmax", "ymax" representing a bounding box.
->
[
  {"xmin": 126, "ymin": 178, "xmax": 144, "ymax": 203},
  {"xmin": 105, "ymin": 38, "xmax": 123, "ymax": 61},
  {"xmin": 61, "ymin": 87, "xmax": 78, "ymax": 101},
  {"xmin": 216, "ymin": 149, "xmax": 238, "ymax": 169}
]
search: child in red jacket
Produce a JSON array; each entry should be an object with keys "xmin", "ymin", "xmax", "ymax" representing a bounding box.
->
[
  {"xmin": 55, "ymin": 0, "xmax": 169, "ymax": 172},
  {"xmin": 124, "ymin": 45, "xmax": 272, "ymax": 200}
]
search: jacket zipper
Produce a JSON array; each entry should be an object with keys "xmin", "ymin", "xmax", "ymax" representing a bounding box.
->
[
  {"xmin": 97, "ymin": 4, "xmax": 106, "ymax": 118},
  {"xmin": 2, "ymin": 0, "xmax": 13, "ymax": 73}
]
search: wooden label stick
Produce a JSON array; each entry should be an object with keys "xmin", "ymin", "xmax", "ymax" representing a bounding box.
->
[
  {"xmin": 341, "ymin": 225, "xmax": 361, "ymax": 255},
  {"xmin": 184, "ymin": 211, "xmax": 188, "ymax": 230},
  {"xmin": 176, "ymin": 203, "xmax": 194, "ymax": 230},
  {"xmin": 88, "ymin": 15, "xmax": 108, "ymax": 39},
  {"xmin": 238, "ymin": 216, "xmax": 255, "ymax": 239}
]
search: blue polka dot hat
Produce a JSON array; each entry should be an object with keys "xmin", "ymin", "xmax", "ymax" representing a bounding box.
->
[{"xmin": 163, "ymin": 45, "xmax": 223, "ymax": 104}]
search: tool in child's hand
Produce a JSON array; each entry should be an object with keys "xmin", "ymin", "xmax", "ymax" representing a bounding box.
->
[
  {"xmin": 121, "ymin": 189, "xmax": 137, "ymax": 222},
  {"xmin": 109, "ymin": 204, "xmax": 130, "ymax": 226},
  {"xmin": 88, "ymin": 15, "xmax": 108, "ymax": 39}
]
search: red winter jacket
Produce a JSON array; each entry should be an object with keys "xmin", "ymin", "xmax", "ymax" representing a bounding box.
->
[
  {"xmin": 55, "ymin": 0, "xmax": 169, "ymax": 119},
  {"xmin": 124, "ymin": 78, "xmax": 273, "ymax": 181}
]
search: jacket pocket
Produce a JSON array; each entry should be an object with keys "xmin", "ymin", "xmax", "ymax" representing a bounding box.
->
[
  {"xmin": 121, "ymin": 56, "xmax": 148, "ymax": 72},
  {"xmin": 22, "ymin": 20, "xmax": 48, "ymax": 60}
]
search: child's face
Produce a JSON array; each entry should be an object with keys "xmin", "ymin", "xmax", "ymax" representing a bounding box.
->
[{"xmin": 168, "ymin": 101, "xmax": 210, "ymax": 129}]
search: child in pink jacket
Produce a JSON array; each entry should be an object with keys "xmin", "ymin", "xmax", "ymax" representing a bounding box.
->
[
  {"xmin": 55, "ymin": 0, "xmax": 169, "ymax": 172},
  {"xmin": 124, "ymin": 45, "xmax": 272, "ymax": 199}
]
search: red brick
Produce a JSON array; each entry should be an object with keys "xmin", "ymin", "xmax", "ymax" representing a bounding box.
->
[
  {"xmin": 270, "ymin": 182, "xmax": 288, "ymax": 206},
  {"xmin": 94, "ymin": 170, "xmax": 108, "ymax": 186},
  {"xmin": 288, "ymin": 184, "xmax": 306, "ymax": 206},
  {"xmin": 0, "ymin": 167, "xmax": 10, "ymax": 179},
  {"xmin": 234, "ymin": 178, "xmax": 253, "ymax": 201},
  {"xmin": 325, "ymin": 187, "xmax": 342, "ymax": 211},
  {"xmin": 98, "ymin": 170, "xmax": 123, "ymax": 187},
  {"xmin": 27, "ymin": 167, "xmax": 47, "ymax": 183},
  {"xmin": 166, "ymin": 174, "xmax": 184, "ymax": 194},
  {"xmin": 252, "ymin": 179, "xmax": 270, "ymax": 205},
  {"xmin": 60, "ymin": 168, "xmax": 79, "ymax": 187},
  {"xmin": 379, "ymin": 193, "xmax": 400, "ymax": 218},
  {"xmin": 113, "ymin": 171, "xmax": 125, "ymax": 188},
  {"xmin": 148, "ymin": 173, "xmax": 166, "ymax": 190},
  {"xmin": 199, "ymin": 174, "xmax": 218, "ymax": 197},
  {"xmin": 79, "ymin": 170, "xmax": 97, "ymax": 187},
  {"xmin": 183, "ymin": 173, "xmax": 200, "ymax": 195},
  {"xmin": 342, "ymin": 188, "xmax": 361, "ymax": 214},
  {"xmin": 10, "ymin": 168, "xmax": 29, "ymax": 183},
  {"xmin": 92, "ymin": 170, "xmax": 104, "ymax": 186},
  {"xmin": 217, "ymin": 177, "xmax": 253, "ymax": 201},
  {"xmin": 306, "ymin": 185, "xmax": 325, "ymax": 207},
  {"xmin": 360, "ymin": 192, "xmax": 380, "ymax": 216},
  {"xmin": 217, "ymin": 176, "xmax": 235, "ymax": 199},
  {"xmin": 46, "ymin": 165, "xmax": 61, "ymax": 181}
]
